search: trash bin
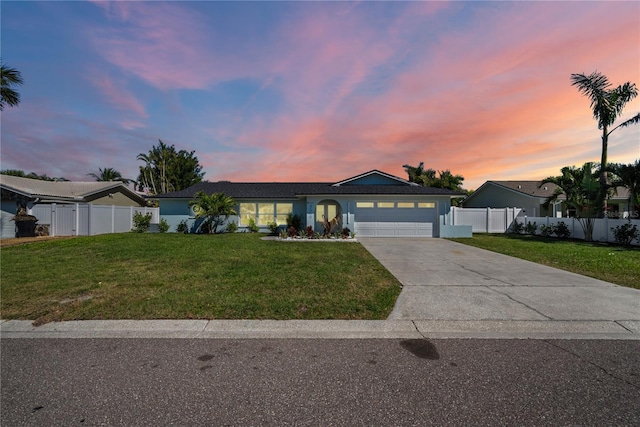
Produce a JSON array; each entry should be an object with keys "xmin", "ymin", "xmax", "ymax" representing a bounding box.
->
[{"xmin": 13, "ymin": 214, "xmax": 38, "ymax": 237}]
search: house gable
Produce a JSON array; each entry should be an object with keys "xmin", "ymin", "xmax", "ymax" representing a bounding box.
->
[{"xmin": 332, "ymin": 170, "xmax": 417, "ymax": 187}]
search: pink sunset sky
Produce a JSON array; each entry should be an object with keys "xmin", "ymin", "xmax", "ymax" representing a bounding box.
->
[{"xmin": 1, "ymin": 1, "xmax": 638, "ymax": 190}]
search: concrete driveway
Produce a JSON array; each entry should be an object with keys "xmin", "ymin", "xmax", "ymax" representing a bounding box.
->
[{"xmin": 359, "ymin": 238, "xmax": 640, "ymax": 335}]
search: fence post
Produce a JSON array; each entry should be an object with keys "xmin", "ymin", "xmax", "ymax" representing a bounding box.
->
[
  {"xmin": 51, "ymin": 203, "xmax": 56, "ymax": 237},
  {"xmin": 89, "ymin": 204, "xmax": 93, "ymax": 236},
  {"xmin": 486, "ymin": 207, "xmax": 490, "ymax": 233},
  {"xmin": 75, "ymin": 203, "xmax": 80, "ymax": 236}
]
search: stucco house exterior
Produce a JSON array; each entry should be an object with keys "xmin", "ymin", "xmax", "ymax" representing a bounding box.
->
[
  {"xmin": 156, "ymin": 170, "xmax": 465, "ymax": 237},
  {"xmin": 1, "ymin": 174, "xmax": 148, "ymax": 238},
  {"xmin": 463, "ymin": 180, "xmax": 633, "ymax": 218}
]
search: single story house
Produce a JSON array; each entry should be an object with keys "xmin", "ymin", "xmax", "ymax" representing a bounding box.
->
[
  {"xmin": 156, "ymin": 170, "xmax": 465, "ymax": 237},
  {"xmin": 463, "ymin": 180, "xmax": 633, "ymax": 218},
  {"xmin": 1, "ymin": 174, "xmax": 148, "ymax": 238}
]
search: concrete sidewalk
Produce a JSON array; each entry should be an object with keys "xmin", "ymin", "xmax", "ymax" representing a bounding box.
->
[{"xmin": 2, "ymin": 238, "xmax": 638, "ymax": 340}]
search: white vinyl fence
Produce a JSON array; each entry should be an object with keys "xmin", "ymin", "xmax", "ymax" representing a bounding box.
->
[
  {"xmin": 29, "ymin": 204, "xmax": 159, "ymax": 237},
  {"xmin": 446, "ymin": 207, "xmax": 639, "ymax": 245},
  {"xmin": 447, "ymin": 207, "xmax": 522, "ymax": 233}
]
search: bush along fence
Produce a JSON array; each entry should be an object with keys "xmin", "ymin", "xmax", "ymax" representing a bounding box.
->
[
  {"xmin": 513, "ymin": 216, "xmax": 639, "ymax": 246},
  {"xmin": 446, "ymin": 207, "xmax": 639, "ymax": 246},
  {"xmin": 28, "ymin": 204, "xmax": 159, "ymax": 237}
]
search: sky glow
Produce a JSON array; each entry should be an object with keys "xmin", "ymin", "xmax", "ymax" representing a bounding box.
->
[{"xmin": 1, "ymin": 1, "xmax": 639, "ymax": 189}]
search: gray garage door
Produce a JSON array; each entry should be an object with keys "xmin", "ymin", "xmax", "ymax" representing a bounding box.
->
[{"xmin": 354, "ymin": 201, "xmax": 437, "ymax": 237}]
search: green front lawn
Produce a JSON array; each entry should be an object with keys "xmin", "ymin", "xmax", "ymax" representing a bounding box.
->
[
  {"xmin": 0, "ymin": 233, "xmax": 401, "ymax": 324},
  {"xmin": 449, "ymin": 234, "xmax": 640, "ymax": 290}
]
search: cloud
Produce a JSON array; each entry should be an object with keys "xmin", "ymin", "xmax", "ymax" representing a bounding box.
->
[{"xmin": 86, "ymin": 71, "xmax": 148, "ymax": 126}]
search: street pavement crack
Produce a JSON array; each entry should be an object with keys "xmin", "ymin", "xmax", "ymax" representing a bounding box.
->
[{"xmin": 543, "ymin": 340, "xmax": 640, "ymax": 390}]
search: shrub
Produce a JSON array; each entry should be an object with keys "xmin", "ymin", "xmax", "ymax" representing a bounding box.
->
[
  {"xmin": 226, "ymin": 222, "xmax": 238, "ymax": 233},
  {"xmin": 247, "ymin": 218, "xmax": 259, "ymax": 233},
  {"xmin": 132, "ymin": 212, "xmax": 152, "ymax": 233},
  {"xmin": 539, "ymin": 224, "xmax": 554, "ymax": 237},
  {"xmin": 509, "ymin": 220, "xmax": 524, "ymax": 234},
  {"xmin": 306, "ymin": 226, "xmax": 314, "ymax": 238},
  {"xmin": 524, "ymin": 221, "xmax": 537, "ymax": 235},
  {"xmin": 287, "ymin": 226, "xmax": 297, "ymax": 238},
  {"xmin": 341, "ymin": 227, "xmax": 351, "ymax": 238},
  {"xmin": 611, "ymin": 220, "xmax": 639, "ymax": 247},
  {"xmin": 286, "ymin": 213, "xmax": 303, "ymax": 231},
  {"xmin": 158, "ymin": 218, "xmax": 170, "ymax": 233},
  {"xmin": 176, "ymin": 219, "xmax": 189, "ymax": 234},
  {"xmin": 267, "ymin": 222, "xmax": 279, "ymax": 235},
  {"xmin": 553, "ymin": 221, "xmax": 571, "ymax": 239}
]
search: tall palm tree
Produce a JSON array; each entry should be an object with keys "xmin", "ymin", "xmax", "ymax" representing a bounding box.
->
[
  {"xmin": 188, "ymin": 192, "xmax": 237, "ymax": 234},
  {"xmin": 87, "ymin": 167, "xmax": 131, "ymax": 184},
  {"xmin": 570, "ymin": 71, "xmax": 640, "ymax": 215},
  {"xmin": 608, "ymin": 160, "xmax": 640, "ymax": 215},
  {"xmin": 0, "ymin": 63, "xmax": 23, "ymax": 111},
  {"xmin": 136, "ymin": 153, "xmax": 157, "ymax": 194}
]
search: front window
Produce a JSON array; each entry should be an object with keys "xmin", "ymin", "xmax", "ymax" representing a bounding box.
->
[
  {"xmin": 240, "ymin": 202, "xmax": 293, "ymax": 226},
  {"xmin": 239, "ymin": 203, "xmax": 256, "ymax": 225}
]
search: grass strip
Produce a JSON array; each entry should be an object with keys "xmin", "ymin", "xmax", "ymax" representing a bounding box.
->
[{"xmin": 449, "ymin": 234, "xmax": 640, "ymax": 290}]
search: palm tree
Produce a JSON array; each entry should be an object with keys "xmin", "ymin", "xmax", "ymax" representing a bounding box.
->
[
  {"xmin": 541, "ymin": 162, "xmax": 600, "ymax": 241},
  {"xmin": 402, "ymin": 162, "xmax": 437, "ymax": 187},
  {"xmin": 436, "ymin": 169, "xmax": 465, "ymax": 191},
  {"xmin": 0, "ymin": 63, "xmax": 24, "ymax": 111},
  {"xmin": 87, "ymin": 167, "xmax": 131, "ymax": 184},
  {"xmin": 608, "ymin": 160, "xmax": 640, "ymax": 215},
  {"xmin": 188, "ymin": 192, "xmax": 237, "ymax": 234},
  {"xmin": 136, "ymin": 153, "xmax": 157, "ymax": 194},
  {"xmin": 570, "ymin": 71, "xmax": 640, "ymax": 215}
]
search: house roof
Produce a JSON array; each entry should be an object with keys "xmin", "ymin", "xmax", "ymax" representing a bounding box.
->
[
  {"xmin": 468, "ymin": 180, "xmax": 630, "ymax": 202},
  {"xmin": 484, "ymin": 181, "xmax": 561, "ymax": 198},
  {"xmin": 156, "ymin": 170, "xmax": 464, "ymax": 199},
  {"xmin": 0, "ymin": 174, "xmax": 147, "ymax": 205}
]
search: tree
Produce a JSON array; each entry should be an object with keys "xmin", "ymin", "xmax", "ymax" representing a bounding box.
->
[
  {"xmin": 137, "ymin": 140, "xmax": 204, "ymax": 194},
  {"xmin": 0, "ymin": 169, "xmax": 67, "ymax": 181},
  {"xmin": 608, "ymin": 160, "xmax": 640, "ymax": 216},
  {"xmin": 87, "ymin": 167, "xmax": 132, "ymax": 184},
  {"xmin": 0, "ymin": 63, "xmax": 23, "ymax": 111},
  {"xmin": 570, "ymin": 71, "xmax": 640, "ymax": 216},
  {"xmin": 188, "ymin": 192, "xmax": 237, "ymax": 234},
  {"xmin": 403, "ymin": 162, "xmax": 465, "ymax": 191},
  {"xmin": 541, "ymin": 162, "xmax": 600, "ymax": 241}
]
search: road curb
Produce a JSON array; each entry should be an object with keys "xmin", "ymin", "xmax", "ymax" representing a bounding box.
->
[{"xmin": 2, "ymin": 319, "xmax": 639, "ymax": 340}]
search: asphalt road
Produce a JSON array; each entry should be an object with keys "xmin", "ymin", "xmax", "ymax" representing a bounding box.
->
[{"xmin": 2, "ymin": 338, "xmax": 639, "ymax": 426}]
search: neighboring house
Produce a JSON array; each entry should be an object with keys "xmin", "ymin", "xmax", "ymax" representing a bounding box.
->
[
  {"xmin": 156, "ymin": 170, "xmax": 464, "ymax": 237},
  {"xmin": 463, "ymin": 180, "xmax": 632, "ymax": 218},
  {"xmin": 1, "ymin": 174, "xmax": 148, "ymax": 238}
]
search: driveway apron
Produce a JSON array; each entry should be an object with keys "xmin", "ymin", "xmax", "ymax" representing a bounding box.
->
[{"xmin": 359, "ymin": 238, "xmax": 640, "ymax": 323}]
